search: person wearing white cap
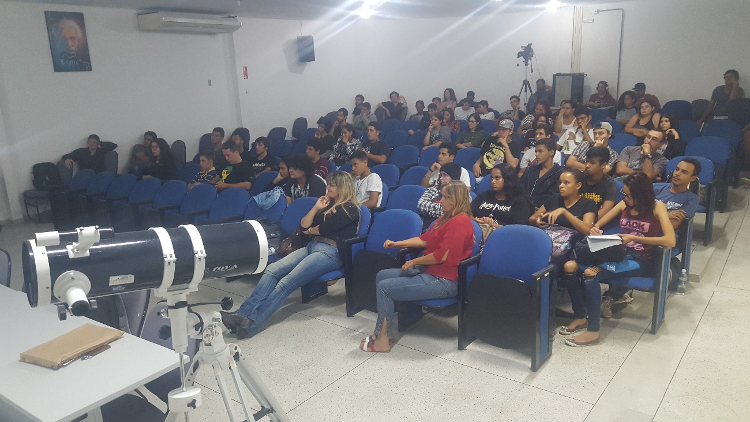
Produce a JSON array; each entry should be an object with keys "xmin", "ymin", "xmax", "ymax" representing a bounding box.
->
[
  {"xmin": 473, "ymin": 119, "xmax": 521, "ymax": 177},
  {"xmin": 567, "ymin": 122, "xmax": 619, "ymax": 174}
]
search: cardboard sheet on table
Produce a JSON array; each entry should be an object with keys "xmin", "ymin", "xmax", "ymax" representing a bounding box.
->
[{"xmin": 19, "ymin": 323, "xmax": 123, "ymax": 370}]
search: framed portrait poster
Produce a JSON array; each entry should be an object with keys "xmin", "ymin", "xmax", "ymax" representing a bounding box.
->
[{"xmin": 45, "ymin": 11, "xmax": 92, "ymax": 72}]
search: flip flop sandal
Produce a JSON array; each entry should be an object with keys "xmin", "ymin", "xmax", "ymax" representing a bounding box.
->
[
  {"xmin": 360, "ymin": 336, "xmax": 390, "ymax": 353},
  {"xmin": 565, "ymin": 337, "xmax": 600, "ymax": 347},
  {"xmin": 558, "ymin": 324, "xmax": 587, "ymax": 335}
]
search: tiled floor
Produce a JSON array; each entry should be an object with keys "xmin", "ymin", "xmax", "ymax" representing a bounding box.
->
[{"xmin": 2, "ymin": 187, "xmax": 750, "ymax": 421}]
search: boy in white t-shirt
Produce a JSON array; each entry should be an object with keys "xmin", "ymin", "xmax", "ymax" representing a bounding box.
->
[
  {"xmin": 557, "ymin": 105, "xmax": 594, "ymax": 155},
  {"xmin": 349, "ymin": 150, "xmax": 382, "ymax": 208}
]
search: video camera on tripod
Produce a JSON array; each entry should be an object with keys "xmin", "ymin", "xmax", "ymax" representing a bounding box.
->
[{"xmin": 517, "ymin": 43, "xmax": 535, "ymax": 65}]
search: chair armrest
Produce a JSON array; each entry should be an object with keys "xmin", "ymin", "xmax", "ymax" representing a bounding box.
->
[
  {"xmin": 458, "ymin": 254, "xmax": 482, "ymax": 300},
  {"xmin": 370, "ymin": 206, "xmax": 385, "ymax": 214},
  {"xmin": 184, "ymin": 209, "xmax": 210, "ymax": 218},
  {"xmin": 532, "ymin": 264, "xmax": 556, "ymax": 283},
  {"xmin": 105, "ymin": 195, "xmax": 129, "ymax": 205},
  {"xmin": 156, "ymin": 204, "xmax": 181, "ymax": 212},
  {"xmin": 397, "ymin": 247, "xmax": 425, "ymax": 264},
  {"xmin": 341, "ymin": 235, "xmax": 368, "ymax": 248}
]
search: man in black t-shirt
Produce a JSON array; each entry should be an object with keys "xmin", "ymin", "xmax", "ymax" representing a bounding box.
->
[
  {"xmin": 247, "ymin": 137, "xmax": 278, "ymax": 178},
  {"xmin": 314, "ymin": 117, "xmax": 336, "ymax": 157},
  {"xmin": 282, "ymin": 155, "xmax": 327, "ymax": 205},
  {"xmin": 473, "ymin": 119, "xmax": 522, "ymax": 176},
  {"xmin": 216, "ymin": 141, "xmax": 254, "ymax": 192},
  {"xmin": 361, "ymin": 122, "xmax": 391, "ymax": 168},
  {"xmin": 377, "ymin": 91, "xmax": 407, "ymax": 120},
  {"xmin": 579, "ymin": 146, "xmax": 617, "ymax": 219}
]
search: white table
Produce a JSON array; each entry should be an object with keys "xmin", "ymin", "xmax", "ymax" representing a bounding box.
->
[{"xmin": 0, "ymin": 285, "xmax": 180, "ymax": 422}]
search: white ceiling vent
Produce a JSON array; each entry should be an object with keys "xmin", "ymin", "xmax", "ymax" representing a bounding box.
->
[{"xmin": 138, "ymin": 12, "xmax": 242, "ymax": 34}]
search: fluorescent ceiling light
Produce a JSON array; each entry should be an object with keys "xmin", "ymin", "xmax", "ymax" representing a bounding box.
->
[{"xmin": 544, "ymin": 0, "xmax": 563, "ymax": 11}]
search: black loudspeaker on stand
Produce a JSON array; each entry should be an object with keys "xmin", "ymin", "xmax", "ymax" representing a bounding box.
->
[
  {"xmin": 297, "ymin": 36, "xmax": 315, "ymax": 62},
  {"xmin": 553, "ymin": 73, "xmax": 585, "ymax": 105}
]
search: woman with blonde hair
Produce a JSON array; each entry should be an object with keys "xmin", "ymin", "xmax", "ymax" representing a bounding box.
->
[
  {"xmin": 360, "ymin": 180, "xmax": 475, "ymax": 352},
  {"xmin": 222, "ymin": 171, "xmax": 361, "ymax": 338}
]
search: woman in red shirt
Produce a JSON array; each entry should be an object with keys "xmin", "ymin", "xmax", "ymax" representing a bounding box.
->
[{"xmin": 360, "ymin": 181, "xmax": 475, "ymax": 353}]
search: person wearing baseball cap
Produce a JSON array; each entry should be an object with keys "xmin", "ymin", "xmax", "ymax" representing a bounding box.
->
[
  {"xmin": 632, "ymin": 82, "xmax": 661, "ymax": 109},
  {"xmin": 567, "ymin": 121, "xmax": 619, "ymax": 174},
  {"xmin": 472, "ymin": 119, "xmax": 522, "ymax": 177},
  {"xmin": 698, "ymin": 69, "xmax": 746, "ymax": 125}
]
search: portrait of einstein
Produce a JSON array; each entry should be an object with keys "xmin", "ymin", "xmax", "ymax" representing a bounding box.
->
[{"xmin": 45, "ymin": 11, "xmax": 92, "ymax": 72}]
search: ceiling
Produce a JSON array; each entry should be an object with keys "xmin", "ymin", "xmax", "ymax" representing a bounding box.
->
[{"xmin": 11, "ymin": 0, "xmax": 616, "ymax": 20}]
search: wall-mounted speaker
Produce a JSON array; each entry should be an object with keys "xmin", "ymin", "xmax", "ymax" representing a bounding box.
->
[{"xmin": 297, "ymin": 36, "xmax": 315, "ymax": 63}]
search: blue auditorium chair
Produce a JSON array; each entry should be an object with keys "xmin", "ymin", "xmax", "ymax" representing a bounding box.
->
[
  {"xmin": 389, "ymin": 145, "xmax": 419, "ymax": 172},
  {"xmin": 70, "ymin": 171, "xmax": 116, "ymax": 227},
  {"xmin": 407, "ymin": 131, "xmax": 428, "ymax": 148},
  {"xmin": 402, "ymin": 119, "xmax": 420, "ymax": 133},
  {"xmin": 454, "ymin": 147, "xmax": 481, "ymax": 172},
  {"xmin": 380, "ymin": 119, "xmax": 402, "ymax": 135},
  {"xmin": 248, "ymin": 171, "xmax": 279, "ymax": 197},
  {"xmin": 244, "ymin": 195, "xmax": 286, "ymax": 222},
  {"xmin": 384, "ymin": 130, "xmax": 408, "ymax": 149},
  {"xmin": 418, "ymin": 146, "xmax": 439, "ymax": 167},
  {"xmin": 661, "ymin": 100, "xmax": 692, "ymax": 120},
  {"xmin": 137, "ymin": 180, "xmax": 187, "ymax": 230},
  {"xmin": 399, "ymin": 166, "xmax": 429, "ymax": 186},
  {"xmin": 269, "ymin": 139, "xmax": 293, "ymax": 159},
  {"xmin": 267, "ymin": 127, "xmax": 287, "ymax": 143},
  {"xmin": 91, "ymin": 174, "xmax": 137, "ymax": 227},
  {"xmin": 609, "ymin": 133, "xmax": 638, "ymax": 154},
  {"xmin": 371, "ymin": 164, "xmax": 400, "ymax": 188},
  {"xmin": 686, "ymin": 136, "xmax": 732, "ymax": 212},
  {"xmin": 176, "ymin": 163, "xmax": 201, "ymax": 184},
  {"xmin": 678, "ymin": 120, "xmax": 700, "ymax": 144},
  {"xmin": 50, "ymin": 169, "xmax": 97, "ymax": 231},
  {"xmin": 109, "ymin": 178, "xmax": 162, "ymax": 232},
  {"xmin": 197, "ymin": 187, "xmax": 250, "ymax": 225},
  {"xmin": 162, "ymin": 183, "xmax": 217, "ymax": 227}
]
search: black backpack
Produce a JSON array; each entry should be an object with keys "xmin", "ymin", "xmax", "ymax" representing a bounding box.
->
[{"xmin": 32, "ymin": 162, "xmax": 64, "ymax": 191}]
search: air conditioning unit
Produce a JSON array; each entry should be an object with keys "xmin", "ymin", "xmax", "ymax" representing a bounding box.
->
[{"xmin": 137, "ymin": 12, "xmax": 242, "ymax": 34}]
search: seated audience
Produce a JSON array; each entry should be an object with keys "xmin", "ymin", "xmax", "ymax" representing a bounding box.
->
[
  {"xmin": 378, "ymin": 91, "xmax": 407, "ymax": 120},
  {"xmin": 247, "ymin": 137, "xmax": 278, "ymax": 178},
  {"xmin": 625, "ymin": 98, "xmax": 661, "ymax": 144},
  {"xmin": 499, "ymin": 95, "xmax": 527, "ymax": 121},
  {"xmin": 588, "ymin": 81, "xmax": 616, "ymax": 108},
  {"xmin": 329, "ymin": 108, "xmax": 348, "ymax": 139},
  {"xmin": 352, "ymin": 94, "xmax": 365, "ymax": 116},
  {"xmin": 519, "ymin": 137, "xmax": 563, "ymax": 208},
  {"xmin": 518, "ymin": 125, "xmax": 562, "ymax": 177},
  {"xmin": 465, "ymin": 90, "xmax": 478, "ymax": 107},
  {"xmin": 520, "ymin": 100, "xmax": 552, "ymax": 136},
  {"xmin": 558, "ymin": 106, "xmax": 595, "ymax": 155},
  {"xmin": 314, "ymin": 117, "xmax": 336, "ymax": 157},
  {"xmin": 615, "ymin": 130, "xmax": 668, "ymax": 181},
  {"xmin": 361, "ymin": 122, "xmax": 391, "ymax": 168},
  {"xmin": 657, "ymin": 157, "xmax": 700, "ymax": 231},
  {"xmin": 456, "ymin": 113, "xmax": 486, "ymax": 149},
  {"xmin": 349, "ymin": 150, "xmax": 382, "ymax": 208},
  {"xmin": 526, "ymin": 78, "xmax": 554, "ymax": 114},
  {"xmin": 63, "ymin": 134, "xmax": 118, "ymax": 173},
  {"xmin": 440, "ymin": 88, "xmax": 457, "ymax": 111},
  {"xmin": 409, "ymin": 100, "xmax": 427, "ymax": 121},
  {"xmin": 330, "ymin": 123, "xmax": 362, "ymax": 166},
  {"xmin": 554, "ymin": 100, "xmax": 578, "ymax": 136},
  {"xmin": 205, "ymin": 127, "xmax": 228, "ymax": 172},
  {"xmin": 580, "ymin": 147, "xmax": 618, "ymax": 219},
  {"xmin": 353, "ymin": 102, "xmax": 377, "ymax": 132},
  {"xmin": 222, "ymin": 171, "xmax": 361, "ymax": 339},
  {"xmin": 283, "ymin": 155, "xmax": 327, "ymax": 205},
  {"xmin": 417, "ymin": 103, "xmax": 438, "ymax": 132},
  {"xmin": 142, "ymin": 138, "xmax": 176, "ymax": 181},
  {"xmin": 306, "ymin": 138, "xmax": 331, "ymax": 179},
  {"xmin": 473, "ymin": 119, "xmax": 521, "ymax": 177},
  {"xmin": 453, "ymin": 98, "xmax": 475, "ymax": 121},
  {"xmin": 611, "ymin": 90, "xmax": 637, "ymax": 125},
  {"xmin": 128, "ymin": 144, "xmax": 149, "ymax": 177},
  {"xmin": 421, "ymin": 142, "xmax": 471, "ymax": 189},
  {"xmin": 215, "ymin": 141, "xmax": 254, "ymax": 192},
  {"xmin": 230, "ymin": 127, "xmax": 251, "ymax": 155},
  {"xmin": 658, "ymin": 115, "xmax": 686, "ymax": 160},
  {"xmin": 476, "ymin": 100, "xmax": 495, "ymax": 121},
  {"xmin": 562, "ymin": 173, "xmax": 674, "ymax": 346},
  {"xmin": 472, "ymin": 163, "xmax": 534, "ymax": 235},
  {"xmin": 698, "ymin": 69, "xmax": 745, "ymax": 125},
  {"xmin": 632, "ymin": 82, "xmax": 661, "ymax": 110},
  {"xmin": 361, "ymin": 180, "xmax": 473, "ymax": 352},
  {"xmin": 418, "ymin": 162, "xmax": 462, "ymax": 220},
  {"xmin": 444, "ymin": 108, "xmax": 460, "ymax": 133},
  {"xmin": 567, "ymin": 122, "xmax": 619, "ymax": 173},
  {"xmin": 423, "ymin": 112, "xmax": 450, "ymax": 151},
  {"xmin": 266, "ymin": 159, "xmax": 290, "ymax": 192},
  {"xmin": 522, "ymin": 113, "xmax": 552, "ymax": 147},
  {"xmin": 188, "ymin": 151, "xmax": 217, "ymax": 190}
]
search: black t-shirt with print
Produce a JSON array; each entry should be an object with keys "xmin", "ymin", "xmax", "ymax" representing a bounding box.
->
[
  {"xmin": 470, "ymin": 191, "xmax": 533, "ymax": 226},
  {"xmin": 362, "ymin": 140, "xmax": 391, "ymax": 169},
  {"xmin": 579, "ymin": 174, "xmax": 618, "ymax": 208},
  {"xmin": 220, "ymin": 160, "xmax": 255, "ymax": 184},
  {"xmin": 248, "ymin": 154, "xmax": 278, "ymax": 178},
  {"xmin": 542, "ymin": 194, "xmax": 598, "ymax": 230}
]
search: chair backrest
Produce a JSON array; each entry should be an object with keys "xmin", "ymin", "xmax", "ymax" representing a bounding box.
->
[
  {"xmin": 418, "ymin": 146, "xmax": 440, "ymax": 167},
  {"xmin": 664, "ymin": 156, "xmax": 715, "ymax": 184},
  {"xmin": 615, "ymin": 179, "xmax": 624, "ymax": 203},
  {"xmin": 57, "ymin": 159, "xmax": 74, "ymax": 186},
  {"xmin": 685, "ymin": 136, "xmax": 731, "ymax": 166},
  {"xmin": 701, "ymin": 120, "xmax": 743, "ymax": 148},
  {"xmin": 291, "ymin": 140, "xmax": 308, "ymax": 156},
  {"xmin": 608, "ymin": 120, "xmax": 624, "ymax": 134},
  {"xmin": 366, "ymin": 209, "xmax": 423, "ymax": 256},
  {"xmin": 691, "ymin": 99, "xmax": 710, "ymax": 122},
  {"xmin": 0, "ymin": 248, "xmax": 10, "ymax": 287},
  {"xmin": 198, "ymin": 133, "xmax": 212, "ymax": 152},
  {"xmin": 207, "ymin": 188, "xmax": 250, "ymax": 222},
  {"xmin": 84, "ymin": 171, "xmax": 115, "ymax": 195},
  {"xmin": 300, "ymin": 128, "xmax": 318, "ymax": 144},
  {"xmin": 267, "ymin": 127, "xmax": 287, "ymax": 143},
  {"xmin": 661, "ymin": 100, "xmax": 692, "ymax": 120},
  {"xmin": 69, "ymin": 169, "xmax": 96, "ymax": 191},
  {"xmin": 103, "ymin": 151, "xmax": 118, "ymax": 174},
  {"xmin": 402, "ymin": 119, "xmax": 420, "ymax": 133},
  {"xmin": 269, "ymin": 139, "xmax": 294, "ymax": 158},
  {"xmin": 105, "ymin": 174, "xmax": 137, "ymax": 199},
  {"xmin": 248, "ymin": 171, "xmax": 279, "ymax": 197},
  {"xmin": 292, "ymin": 117, "xmax": 308, "ymax": 140},
  {"xmin": 609, "ymin": 133, "xmax": 638, "ymax": 153},
  {"xmin": 180, "ymin": 183, "xmax": 216, "ymax": 214},
  {"xmin": 245, "ymin": 195, "xmax": 287, "ymax": 222},
  {"xmin": 152, "ymin": 180, "xmax": 187, "ymax": 210},
  {"xmin": 386, "ymin": 185, "xmax": 426, "ymax": 213},
  {"xmin": 407, "ymin": 131, "xmax": 428, "ymax": 148},
  {"xmin": 338, "ymin": 162, "xmax": 352, "ymax": 173},
  {"xmin": 380, "ymin": 183, "xmax": 390, "ymax": 206},
  {"xmin": 481, "ymin": 120, "xmax": 496, "ymax": 133},
  {"xmin": 171, "ymin": 140, "xmax": 187, "ymax": 165},
  {"xmin": 678, "ymin": 120, "xmax": 700, "ymax": 144},
  {"xmin": 380, "ymin": 119, "xmax": 402, "ymax": 135},
  {"xmin": 589, "ymin": 108, "xmax": 610, "ymax": 123},
  {"xmin": 459, "ymin": 120, "xmax": 468, "ymax": 132},
  {"xmin": 455, "ymin": 147, "xmax": 481, "ymax": 171},
  {"xmin": 384, "ymin": 130, "xmax": 408, "ymax": 149},
  {"xmin": 400, "ymin": 166, "xmax": 429, "ymax": 186},
  {"xmin": 176, "ymin": 162, "xmax": 202, "ymax": 184},
  {"xmin": 450, "ymin": 131, "xmax": 460, "ymax": 142},
  {"xmin": 475, "ymin": 175, "xmax": 492, "ymax": 193},
  {"xmin": 31, "ymin": 162, "xmax": 64, "ymax": 191},
  {"xmin": 128, "ymin": 177, "xmax": 162, "ymax": 203},
  {"xmin": 371, "ymin": 164, "xmax": 400, "ymax": 187},
  {"xmin": 390, "ymin": 145, "xmax": 420, "ymax": 170},
  {"xmin": 479, "ymin": 225, "xmax": 552, "ymax": 284},
  {"xmin": 280, "ymin": 197, "xmax": 317, "ymax": 235}
]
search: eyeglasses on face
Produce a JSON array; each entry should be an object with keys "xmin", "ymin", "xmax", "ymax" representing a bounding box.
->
[{"xmin": 620, "ymin": 189, "xmax": 632, "ymax": 199}]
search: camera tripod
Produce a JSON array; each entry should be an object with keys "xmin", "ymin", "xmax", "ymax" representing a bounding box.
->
[{"xmin": 518, "ymin": 59, "xmax": 534, "ymax": 109}]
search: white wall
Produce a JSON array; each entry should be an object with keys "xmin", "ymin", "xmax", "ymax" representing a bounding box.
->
[{"xmin": 0, "ymin": 1, "xmax": 239, "ymax": 221}]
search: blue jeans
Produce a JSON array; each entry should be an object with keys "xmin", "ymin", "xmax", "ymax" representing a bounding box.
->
[
  {"xmin": 237, "ymin": 241, "xmax": 341, "ymax": 336},
  {"xmin": 373, "ymin": 268, "xmax": 458, "ymax": 339}
]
